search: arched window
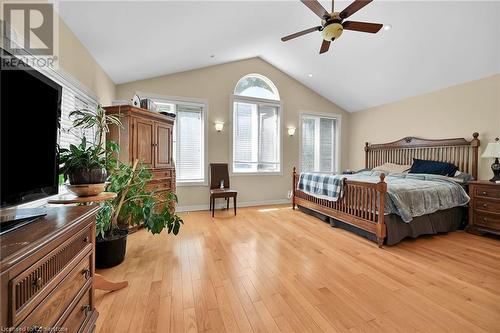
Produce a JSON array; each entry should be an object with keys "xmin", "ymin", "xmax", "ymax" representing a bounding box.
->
[
  {"xmin": 234, "ymin": 74, "xmax": 280, "ymax": 101},
  {"xmin": 232, "ymin": 74, "xmax": 282, "ymax": 174}
]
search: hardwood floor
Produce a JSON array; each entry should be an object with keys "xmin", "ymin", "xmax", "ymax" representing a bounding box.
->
[{"xmin": 95, "ymin": 205, "xmax": 500, "ymax": 333}]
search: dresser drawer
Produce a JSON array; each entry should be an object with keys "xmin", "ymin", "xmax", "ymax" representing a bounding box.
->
[
  {"xmin": 9, "ymin": 225, "xmax": 92, "ymax": 325},
  {"xmin": 17, "ymin": 253, "xmax": 92, "ymax": 331},
  {"xmin": 474, "ymin": 198, "xmax": 500, "ymax": 213},
  {"xmin": 474, "ymin": 213, "xmax": 500, "ymax": 231},
  {"xmin": 62, "ymin": 287, "xmax": 93, "ymax": 333},
  {"xmin": 152, "ymin": 169, "xmax": 173, "ymax": 179},
  {"xmin": 475, "ymin": 186, "xmax": 500, "ymax": 199}
]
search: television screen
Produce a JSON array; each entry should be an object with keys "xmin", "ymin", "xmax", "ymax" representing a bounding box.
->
[{"xmin": 1, "ymin": 51, "xmax": 62, "ymax": 207}]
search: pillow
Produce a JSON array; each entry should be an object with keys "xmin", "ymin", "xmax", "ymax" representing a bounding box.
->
[
  {"xmin": 372, "ymin": 163, "xmax": 411, "ymax": 173},
  {"xmin": 409, "ymin": 158, "xmax": 458, "ymax": 176}
]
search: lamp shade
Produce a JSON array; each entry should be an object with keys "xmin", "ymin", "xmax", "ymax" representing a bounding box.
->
[{"xmin": 481, "ymin": 138, "xmax": 500, "ymax": 158}]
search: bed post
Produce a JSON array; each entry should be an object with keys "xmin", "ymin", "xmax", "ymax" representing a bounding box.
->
[
  {"xmin": 292, "ymin": 167, "xmax": 297, "ymax": 210},
  {"xmin": 471, "ymin": 132, "xmax": 480, "ymax": 180},
  {"xmin": 364, "ymin": 142, "xmax": 369, "ymax": 169},
  {"xmin": 376, "ymin": 173, "xmax": 387, "ymax": 247}
]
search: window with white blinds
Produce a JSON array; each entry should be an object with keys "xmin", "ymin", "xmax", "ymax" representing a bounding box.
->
[
  {"xmin": 59, "ymin": 88, "xmax": 97, "ymax": 149},
  {"xmin": 300, "ymin": 114, "xmax": 339, "ymax": 173},
  {"xmin": 175, "ymin": 104, "xmax": 205, "ymax": 183},
  {"xmin": 232, "ymin": 100, "xmax": 281, "ymax": 173},
  {"xmin": 154, "ymin": 99, "xmax": 206, "ymax": 184}
]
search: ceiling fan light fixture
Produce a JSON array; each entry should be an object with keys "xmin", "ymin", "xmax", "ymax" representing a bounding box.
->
[{"xmin": 322, "ymin": 23, "xmax": 343, "ymax": 41}]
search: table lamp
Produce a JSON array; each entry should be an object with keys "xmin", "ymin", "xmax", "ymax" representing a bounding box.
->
[{"xmin": 481, "ymin": 137, "xmax": 500, "ymax": 182}]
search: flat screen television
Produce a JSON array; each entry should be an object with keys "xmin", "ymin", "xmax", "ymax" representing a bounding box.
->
[{"xmin": 1, "ymin": 49, "xmax": 62, "ymax": 209}]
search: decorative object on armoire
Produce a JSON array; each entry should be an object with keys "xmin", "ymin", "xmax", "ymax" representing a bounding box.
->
[
  {"xmin": 481, "ymin": 137, "xmax": 500, "ymax": 182},
  {"xmin": 209, "ymin": 163, "xmax": 237, "ymax": 217},
  {"xmin": 58, "ymin": 106, "xmax": 122, "ymax": 195},
  {"xmin": 94, "ymin": 159, "xmax": 183, "ymax": 268},
  {"xmin": 104, "ymin": 105, "xmax": 176, "ymax": 197},
  {"xmin": 131, "ymin": 94, "xmax": 141, "ymax": 107}
]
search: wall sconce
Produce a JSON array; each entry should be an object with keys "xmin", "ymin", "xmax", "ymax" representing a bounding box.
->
[
  {"xmin": 214, "ymin": 121, "xmax": 224, "ymax": 132},
  {"xmin": 287, "ymin": 127, "xmax": 296, "ymax": 136}
]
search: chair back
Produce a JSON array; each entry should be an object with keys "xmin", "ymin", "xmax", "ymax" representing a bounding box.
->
[{"xmin": 210, "ymin": 163, "xmax": 230, "ymax": 189}]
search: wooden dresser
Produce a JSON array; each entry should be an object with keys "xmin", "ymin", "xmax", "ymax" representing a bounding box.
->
[
  {"xmin": 0, "ymin": 206, "xmax": 99, "ymax": 332},
  {"xmin": 104, "ymin": 105, "xmax": 176, "ymax": 195},
  {"xmin": 467, "ymin": 181, "xmax": 500, "ymax": 236}
]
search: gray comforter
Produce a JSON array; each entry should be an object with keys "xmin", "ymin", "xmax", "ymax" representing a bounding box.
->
[{"xmin": 301, "ymin": 171, "xmax": 470, "ymax": 223}]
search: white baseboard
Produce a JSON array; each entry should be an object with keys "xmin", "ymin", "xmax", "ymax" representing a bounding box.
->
[{"xmin": 176, "ymin": 198, "xmax": 291, "ymax": 213}]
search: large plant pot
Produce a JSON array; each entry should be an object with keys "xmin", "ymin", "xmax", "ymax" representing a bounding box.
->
[
  {"xmin": 95, "ymin": 229, "xmax": 128, "ymax": 269},
  {"xmin": 68, "ymin": 168, "xmax": 107, "ymax": 185}
]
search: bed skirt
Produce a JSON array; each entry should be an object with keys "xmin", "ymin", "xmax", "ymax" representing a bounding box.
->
[{"xmin": 298, "ymin": 206, "xmax": 467, "ymax": 245}]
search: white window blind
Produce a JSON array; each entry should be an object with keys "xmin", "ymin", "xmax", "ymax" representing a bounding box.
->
[
  {"xmin": 175, "ymin": 104, "xmax": 204, "ymax": 183},
  {"xmin": 233, "ymin": 101, "xmax": 281, "ymax": 173},
  {"xmin": 59, "ymin": 88, "xmax": 97, "ymax": 149},
  {"xmin": 301, "ymin": 114, "xmax": 338, "ymax": 173}
]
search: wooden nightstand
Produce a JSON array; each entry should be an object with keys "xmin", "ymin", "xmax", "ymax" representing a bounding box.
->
[{"xmin": 467, "ymin": 181, "xmax": 500, "ymax": 236}]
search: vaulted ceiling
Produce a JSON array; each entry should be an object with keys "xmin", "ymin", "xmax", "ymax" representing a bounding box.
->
[{"xmin": 59, "ymin": 1, "xmax": 500, "ymax": 112}]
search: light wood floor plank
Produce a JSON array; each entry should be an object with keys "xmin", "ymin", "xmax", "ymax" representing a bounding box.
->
[{"xmin": 96, "ymin": 205, "xmax": 500, "ymax": 332}]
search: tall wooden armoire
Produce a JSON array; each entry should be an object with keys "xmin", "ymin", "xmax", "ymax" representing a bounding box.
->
[{"xmin": 104, "ymin": 105, "xmax": 176, "ymax": 195}]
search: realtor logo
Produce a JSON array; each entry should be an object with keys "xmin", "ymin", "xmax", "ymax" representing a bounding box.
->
[{"xmin": 2, "ymin": 2, "xmax": 54, "ymax": 55}]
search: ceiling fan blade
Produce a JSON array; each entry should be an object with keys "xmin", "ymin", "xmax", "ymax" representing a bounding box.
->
[
  {"xmin": 343, "ymin": 21, "xmax": 383, "ymax": 33},
  {"xmin": 301, "ymin": 0, "xmax": 330, "ymax": 19},
  {"xmin": 340, "ymin": 0, "xmax": 373, "ymax": 19},
  {"xmin": 319, "ymin": 39, "xmax": 332, "ymax": 54},
  {"xmin": 281, "ymin": 26, "xmax": 322, "ymax": 42},
  {"xmin": 332, "ymin": 0, "xmax": 335, "ymax": 12}
]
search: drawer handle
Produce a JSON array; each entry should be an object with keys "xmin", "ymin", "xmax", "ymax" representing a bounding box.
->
[
  {"xmin": 82, "ymin": 304, "xmax": 91, "ymax": 315},
  {"xmin": 82, "ymin": 268, "xmax": 91, "ymax": 279},
  {"xmin": 483, "ymin": 217, "xmax": 487, "ymax": 222},
  {"xmin": 482, "ymin": 191, "xmax": 487, "ymax": 195},
  {"xmin": 83, "ymin": 236, "xmax": 90, "ymax": 243},
  {"xmin": 28, "ymin": 325, "xmax": 43, "ymax": 333},
  {"xmin": 482, "ymin": 203, "xmax": 488, "ymax": 208},
  {"xmin": 33, "ymin": 277, "xmax": 43, "ymax": 288}
]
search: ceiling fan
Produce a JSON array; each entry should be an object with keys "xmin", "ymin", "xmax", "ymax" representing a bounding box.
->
[{"xmin": 281, "ymin": 0, "xmax": 383, "ymax": 54}]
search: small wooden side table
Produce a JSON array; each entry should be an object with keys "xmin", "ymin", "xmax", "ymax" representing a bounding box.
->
[
  {"xmin": 467, "ymin": 181, "xmax": 500, "ymax": 236},
  {"xmin": 48, "ymin": 191, "xmax": 128, "ymax": 292}
]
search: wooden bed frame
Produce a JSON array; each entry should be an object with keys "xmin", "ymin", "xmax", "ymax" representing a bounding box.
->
[{"xmin": 292, "ymin": 133, "xmax": 480, "ymax": 247}]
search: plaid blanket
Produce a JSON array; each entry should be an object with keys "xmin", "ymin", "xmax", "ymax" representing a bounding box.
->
[{"xmin": 297, "ymin": 172, "xmax": 345, "ymax": 201}]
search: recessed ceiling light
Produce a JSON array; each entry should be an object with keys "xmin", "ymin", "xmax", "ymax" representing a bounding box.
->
[
  {"xmin": 307, "ymin": 73, "xmax": 313, "ymax": 78},
  {"xmin": 383, "ymin": 24, "xmax": 392, "ymax": 31}
]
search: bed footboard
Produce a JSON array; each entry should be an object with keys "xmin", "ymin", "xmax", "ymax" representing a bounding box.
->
[{"xmin": 292, "ymin": 167, "xmax": 387, "ymax": 247}]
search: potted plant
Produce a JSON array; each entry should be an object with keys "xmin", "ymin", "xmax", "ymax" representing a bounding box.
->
[
  {"xmin": 59, "ymin": 106, "xmax": 122, "ymax": 195},
  {"xmin": 95, "ymin": 159, "xmax": 183, "ymax": 268}
]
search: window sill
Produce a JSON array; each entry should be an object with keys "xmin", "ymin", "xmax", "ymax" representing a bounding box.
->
[
  {"xmin": 230, "ymin": 171, "xmax": 283, "ymax": 177},
  {"xmin": 176, "ymin": 181, "xmax": 208, "ymax": 187}
]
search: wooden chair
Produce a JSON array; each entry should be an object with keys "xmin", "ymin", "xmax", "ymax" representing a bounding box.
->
[{"xmin": 209, "ymin": 163, "xmax": 237, "ymax": 217}]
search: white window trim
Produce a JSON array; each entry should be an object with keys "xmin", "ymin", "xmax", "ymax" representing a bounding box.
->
[
  {"xmin": 137, "ymin": 91, "xmax": 209, "ymax": 187},
  {"xmin": 299, "ymin": 111, "xmax": 342, "ymax": 174},
  {"xmin": 229, "ymin": 95, "xmax": 284, "ymax": 176}
]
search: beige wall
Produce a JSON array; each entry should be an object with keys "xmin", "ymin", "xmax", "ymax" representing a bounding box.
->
[
  {"xmin": 58, "ymin": 19, "xmax": 116, "ymax": 105},
  {"xmin": 116, "ymin": 57, "xmax": 349, "ymax": 208},
  {"xmin": 0, "ymin": 5, "xmax": 116, "ymax": 104},
  {"xmin": 348, "ymin": 74, "xmax": 500, "ymax": 180}
]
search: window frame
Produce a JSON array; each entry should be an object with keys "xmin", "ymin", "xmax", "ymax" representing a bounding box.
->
[
  {"xmin": 299, "ymin": 111, "xmax": 342, "ymax": 174},
  {"xmin": 136, "ymin": 91, "xmax": 209, "ymax": 187},
  {"xmin": 230, "ymin": 94, "xmax": 283, "ymax": 176}
]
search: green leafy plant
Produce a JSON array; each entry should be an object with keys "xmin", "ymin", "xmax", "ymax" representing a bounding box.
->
[
  {"xmin": 58, "ymin": 105, "xmax": 122, "ymax": 180},
  {"xmin": 96, "ymin": 160, "xmax": 183, "ymax": 240}
]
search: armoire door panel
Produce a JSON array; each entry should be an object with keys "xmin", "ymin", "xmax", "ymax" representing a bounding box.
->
[
  {"xmin": 134, "ymin": 119, "xmax": 154, "ymax": 166},
  {"xmin": 155, "ymin": 123, "xmax": 173, "ymax": 168}
]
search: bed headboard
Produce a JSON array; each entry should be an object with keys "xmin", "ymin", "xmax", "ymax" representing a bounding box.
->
[{"xmin": 364, "ymin": 132, "xmax": 480, "ymax": 179}]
